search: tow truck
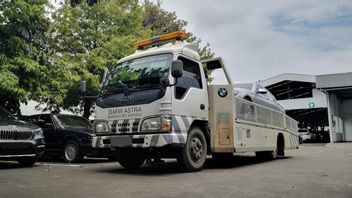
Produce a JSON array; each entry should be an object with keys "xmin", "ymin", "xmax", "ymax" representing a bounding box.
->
[{"xmin": 91, "ymin": 31, "xmax": 299, "ymax": 171}]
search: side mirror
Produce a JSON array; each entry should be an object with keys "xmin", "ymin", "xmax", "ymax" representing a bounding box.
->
[
  {"xmin": 79, "ymin": 81, "xmax": 87, "ymax": 95},
  {"xmin": 171, "ymin": 60, "xmax": 183, "ymax": 78},
  {"xmin": 257, "ymin": 88, "xmax": 267, "ymax": 94},
  {"xmin": 43, "ymin": 123, "xmax": 54, "ymax": 129},
  {"xmin": 160, "ymin": 76, "xmax": 170, "ymax": 87}
]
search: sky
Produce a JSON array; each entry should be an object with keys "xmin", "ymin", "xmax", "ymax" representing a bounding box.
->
[{"xmin": 161, "ymin": 0, "xmax": 352, "ymax": 83}]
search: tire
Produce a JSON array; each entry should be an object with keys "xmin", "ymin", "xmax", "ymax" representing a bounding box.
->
[
  {"xmin": 178, "ymin": 127, "xmax": 207, "ymax": 172},
  {"xmin": 277, "ymin": 135, "xmax": 285, "ymax": 157},
  {"xmin": 118, "ymin": 150, "xmax": 145, "ymax": 170},
  {"xmin": 63, "ymin": 140, "xmax": 82, "ymax": 163},
  {"xmin": 18, "ymin": 159, "xmax": 37, "ymax": 167},
  {"xmin": 256, "ymin": 149, "xmax": 277, "ymax": 160},
  {"xmin": 108, "ymin": 155, "xmax": 118, "ymax": 161}
]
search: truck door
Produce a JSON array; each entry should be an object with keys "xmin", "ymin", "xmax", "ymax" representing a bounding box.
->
[{"xmin": 172, "ymin": 56, "xmax": 208, "ymax": 119}]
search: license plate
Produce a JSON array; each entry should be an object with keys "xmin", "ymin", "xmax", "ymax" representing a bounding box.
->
[
  {"xmin": 111, "ymin": 136, "xmax": 132, "ymax": 147},
  {"xmin": 2, "ymin": 143, "xmax": 28, "ymax": 149}
]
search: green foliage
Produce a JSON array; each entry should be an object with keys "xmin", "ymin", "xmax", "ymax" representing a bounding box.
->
[
  {"xmin": 0, "ymin": 0, "xmax": 214, "ymax": 117},
  {"xmin": 142, "ymin": 0, "xmax": 214, "ymax": 60},
  {"xmin": 142, "ymin": 0, "xmax": 187, "ymax": 35},
  {"xmin": 46, "ymin": 0, "xmax": 149, "ymax": 117},
  {"xmin": 0, "ymin": 0, "xmax": 49, "ymax": 114}
]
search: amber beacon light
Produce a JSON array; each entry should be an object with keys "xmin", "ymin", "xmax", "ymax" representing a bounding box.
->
[{"xmin": 133, "ymin": 31, "xmax": 188, "ymax": 49}]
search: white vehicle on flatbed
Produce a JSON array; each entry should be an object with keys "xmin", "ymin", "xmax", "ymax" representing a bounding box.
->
[{"xmin": 92, "ymin": 31, "xmax": 299, "ymax": 171}]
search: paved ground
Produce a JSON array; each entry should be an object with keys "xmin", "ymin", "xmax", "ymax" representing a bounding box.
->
[{"xmin": 0, "ymin": 143, "xmax": 351, "ymax": 198}]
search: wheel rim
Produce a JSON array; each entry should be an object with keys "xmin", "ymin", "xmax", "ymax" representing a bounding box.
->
[
  {"xmin": 189, "ymin": 136, "xmax": 204, "ymax": 162},
  {"xmin": 65, "ymin": 144, "xmax": 77, "ymax": 162}
]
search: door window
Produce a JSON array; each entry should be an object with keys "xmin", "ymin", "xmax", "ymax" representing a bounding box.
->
[
  {"xmin": 39, "ymin": 115, "xmax": 54, "ymax": 128},
  {"xmin": 175, "ymin": 57, "xmax": 203, "ymax": 99}
]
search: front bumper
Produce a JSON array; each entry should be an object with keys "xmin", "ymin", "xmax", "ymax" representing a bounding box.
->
[
  {"xmin": 0, "ymin": 138, "xmax": 45, "ymax": 160},
  {"xmin": 92, "ymin": 133, "xmax": 186, "ymax": 149}
]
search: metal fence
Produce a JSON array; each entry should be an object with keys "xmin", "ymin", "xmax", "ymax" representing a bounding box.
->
[{"xmin": 235, "ymin": 98, "xmax": 298, "ymax": 133}]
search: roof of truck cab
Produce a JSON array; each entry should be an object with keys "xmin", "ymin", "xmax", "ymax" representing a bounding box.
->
[{"xmin": 118, "ymin": 41, "xmax": 200, "ymax": 63}]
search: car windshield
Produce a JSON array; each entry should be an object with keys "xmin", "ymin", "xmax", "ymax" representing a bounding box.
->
[
  {"xmin": 56, "ymin": 115, "xmax": 92, "ymax": 129},
  {"xmin": 101, "ymin": 53, "xmax": 173, "ymax": 94},
  {"xmin": 0, "ymin": 107, "xmax": 15, "ymax": 121}
]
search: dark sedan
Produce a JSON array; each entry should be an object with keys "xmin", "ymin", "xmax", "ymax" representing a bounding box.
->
[
  {"xmin": 25, "ymin": 114, "xmax": 98, "ymax": 163},
  {"xmin": 0, "ymin": 106, "xmax": 45, "ymax": 166}
]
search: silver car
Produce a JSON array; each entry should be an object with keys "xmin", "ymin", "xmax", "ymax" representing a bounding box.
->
[{"xmin": 234, "ymin": 82, "xmax": 284, "ymax": 112}]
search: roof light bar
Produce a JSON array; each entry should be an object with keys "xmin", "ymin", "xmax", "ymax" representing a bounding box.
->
[{"xmin": 133, "ymin": 31, "xmax": 188, "ymax": 48}]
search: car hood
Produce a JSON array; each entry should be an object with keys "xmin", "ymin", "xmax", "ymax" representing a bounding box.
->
[{"xmin": 0, "ymin": 119, "xmax": 40, "ymax": 131}]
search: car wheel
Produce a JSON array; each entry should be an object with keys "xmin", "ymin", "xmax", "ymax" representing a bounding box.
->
[
  {"xmin": 118, "ymin": 150, "xmax": 145, "ymax": 170},
  {"xmin": 63, "ymin": 140, "xmax": 82, "ymax": 163},
  {"xmin": 18, "ymin": 159, "xmax": 37, "ymax": 167},
  {"xmin": 177, "ymin": 127, "xmax": 207, "ymax": 172}
]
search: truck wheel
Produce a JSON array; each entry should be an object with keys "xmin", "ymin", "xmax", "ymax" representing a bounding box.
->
[
  {"xmin": 18, "ymin": 159, "xmax": 37, "ymax": 167},
  {"xmin": 118, "ymin": 151, "xmax": 145, "ymax": 170},
  {"xmin": 256, "ymin": 149, "xmax": 277, "ymax": 160},
  {"xmin": 63, "ymin": 140, "xmax": 82, "ymax": 163},
  {"xmin": 178, "ymin": 127, "xmax": 207, "ymax": 172}
]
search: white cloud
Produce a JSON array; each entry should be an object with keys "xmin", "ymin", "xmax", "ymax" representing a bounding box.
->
[{"xmin": 161, "ymin": 0, "xmax": 352, "ymax": 83}]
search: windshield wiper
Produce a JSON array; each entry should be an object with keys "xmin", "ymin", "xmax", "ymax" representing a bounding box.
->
[
  {"xmin": 99, "ymin": 87, "xmax": 126, "ymax": 98},
  {"xmin": 100, "ymin": 84, "xmax": 163, "ymax": 98},
  {"xmin": 123, "ymin": 84, "xmax": 163, "ymax": 95}
]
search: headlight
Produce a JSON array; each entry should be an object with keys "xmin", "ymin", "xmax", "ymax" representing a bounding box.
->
[
  {"xmin": 94, "ymin": 120, "xmax": 111, "ymax": 134},
  {"xmin": 141, "ymin": 117, "xmax": 161, "ymax": 131},
  {"xmin": 141, "ymin": 115, "xmax": 172, "ymax": 132},
  {"xmin": 33, "ymin": 128, "xmax": 43, "ymax": 137}
]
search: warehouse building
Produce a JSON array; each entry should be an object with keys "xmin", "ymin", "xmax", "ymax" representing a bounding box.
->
[
  {"xmin": 261, "ymin": 72, "xmax": 352, "ymax": 143},
  {"xmin": 316, "ymin": 72, "xmax": 352, "ymax": 142}
]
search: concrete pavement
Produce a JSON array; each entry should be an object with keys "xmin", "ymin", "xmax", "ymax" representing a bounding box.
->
[{"xmin": 0, "ymin": 143, "xmax": 351, "ymax": 198}]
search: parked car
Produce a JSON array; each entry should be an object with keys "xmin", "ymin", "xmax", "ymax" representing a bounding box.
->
[
  {"xmin": 234, "ymin": 82, "xmax": 284, "ymax": 112},
  {"xmin": 298, "ymin": 128, "xmax": 312, "ymax": 143},
  {"xmin": 24, "ymin": 113, "xmax": 107, "ymax": 163},
  {"xmin": 0, "ymin": 106, "xmax": 45, "ymax": 166}
]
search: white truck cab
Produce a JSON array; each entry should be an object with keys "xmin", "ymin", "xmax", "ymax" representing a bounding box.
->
[{"xmin": 92, "ymin": 32, "xmax": 299, "ymax": 171}]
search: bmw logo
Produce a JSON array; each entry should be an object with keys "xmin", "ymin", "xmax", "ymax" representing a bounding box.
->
[{"xmin": 218, "ymin": 88, "xmax": 228, "ymax": 97}]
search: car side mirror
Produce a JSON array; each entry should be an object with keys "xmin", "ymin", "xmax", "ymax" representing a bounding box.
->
[
  {"xmin": 43, "ymin": 123, "xmax": 54, "ymax": 129},
  {"xmin": 171, "ymin": 60, "xmax": 183, "ymax": 78},
  {"xmin": 257, "ymin": 88, "xmax": 267, "ymax": 94}
]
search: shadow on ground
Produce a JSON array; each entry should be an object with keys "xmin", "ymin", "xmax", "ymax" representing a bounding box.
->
[
  {"xmin": 38, "ymin": 157, "xmax": 111, "ymax": 164},
  {"xmin": 0, "ymin": 161, "xmax": 40, "ymax": 169},
  {"xmin": 96, "ymin": 155, "xmax": 291, "ymax": 176},
  {"xmin": 0, "ymin": 157, "xmax": 112, "ymax": 169}
]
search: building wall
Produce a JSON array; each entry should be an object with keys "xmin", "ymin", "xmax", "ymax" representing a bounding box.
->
[
  {"xmin": 328, "ymin": 94, "xmax": 345, "ymax": 142},
  {"xmin": 340, "ymin": 99, "xmax": 352, "ymax": 141},
  {"xmin": 278, "ymin": 88, "xmax": 327, "ymax": 110},
  {"xmin": 316, "ymin": 72, "xmax": 352, "ymax": 88}
]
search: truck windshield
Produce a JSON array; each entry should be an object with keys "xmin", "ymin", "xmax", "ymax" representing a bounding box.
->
[{"xmin": 102, "ymin": 53, "xmax": 173, "ymax": 94}]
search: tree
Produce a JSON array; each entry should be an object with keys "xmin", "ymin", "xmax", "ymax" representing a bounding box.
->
[
  {"xmin": 0, "ymin": 0, "xmax": 49, "ymax": 114},
  {"xmin": 142, "ymin": 0, "xmax": 214, "ymax": 60},
  {"xmin": 46, "ymin": 0, "xmax": 150, "ymax": 118},
  {"xmin": 42, "ymin": 0, "xmax": 214, "ymax": 118}
]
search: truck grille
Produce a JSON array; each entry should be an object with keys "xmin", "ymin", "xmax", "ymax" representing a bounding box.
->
[
  {"xmin": 0, "ymin": 130, "xmax": 33, "ymax": 140},
  {"xmin": 110, "ymin": 119, "xmax": 140, "ymax": 133}
]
